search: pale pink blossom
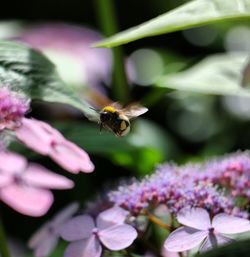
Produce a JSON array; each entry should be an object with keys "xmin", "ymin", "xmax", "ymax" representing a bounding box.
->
[
  {"xmin": 29, "ymin": 202, "xmax": 79, "ymax": 257},
  {"xmin": 18, "ymin": 23, "xmax": 112, "ymax": 89},
  {"xmin": 15, "ymin": 118, "xmax": 94, "ymax": 174},
  {"xmin": 60, "ymin": 206, "xmax": 137, "ymax": 257},
  {"xmin": 164, "ymin": 208, "xmax": 250, "ymax": 253},
  {"xmin": 0, "ymin": 151, "xmax": 74, "ymax": 216}
]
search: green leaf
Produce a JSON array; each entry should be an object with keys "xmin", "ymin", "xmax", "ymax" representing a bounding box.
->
[
  {"xmin": 0, "ymin": 40, "xmax": 96, "ymax": 119},
  {"xmin": 198, "ymin": 239, "xmax": 250, "ymax": 257},
  {"xmin": 157, "ymin": 53, "xmax": 250, "ymax": 97},
  {"xmin": 94, "ymin": 0, "xmax": 250, "ymax": 48},
  {"xmin": 56, "ymin": 119, "xmax": 176, "ymax": 173}
]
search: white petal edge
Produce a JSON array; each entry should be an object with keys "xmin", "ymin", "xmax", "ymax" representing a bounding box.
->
[{"xmin": 164, "ymin": 227, "xmax": 208, "ymax": 252}]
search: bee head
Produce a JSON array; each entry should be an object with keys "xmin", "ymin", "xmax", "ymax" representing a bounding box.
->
[
  {"xmin": 100, "ymin": 106, "xmax": 117, "ymax": 122},
  {"xmin": 100, "ymin": 111, "xmax": 112, "ymax": 122}
]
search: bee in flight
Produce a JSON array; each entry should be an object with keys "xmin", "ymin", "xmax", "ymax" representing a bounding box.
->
[{"xmin": 90, "ymin": 102, "xmax": 148, "ymax": 136}]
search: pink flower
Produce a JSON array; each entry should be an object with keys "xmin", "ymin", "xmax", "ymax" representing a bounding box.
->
[
  {"xmin": 0, "ymin": 151, "xmax": 74, "ymax": 216},
  {"xmin": 164, "ymin": 208, "xmax": 250, "ymax": 253},
  {"xmin": 15, "ymin": 118, "xmax": 94, "ymax": 174},
  {"xmin": 59, "ymin": 206, "xmax": 138, "ymax": 257},
  {"xmin": 28, "ymin": 203, "xmax": 79, "ymax": 257},
  {"xmin": 18, "ymin": 23, "xmax": 112, "ymax": 89}
]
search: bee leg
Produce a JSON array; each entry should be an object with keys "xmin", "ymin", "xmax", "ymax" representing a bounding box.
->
[{"xmin": 99, "ymin": 123, "xmax": 104, "ymax": 133}]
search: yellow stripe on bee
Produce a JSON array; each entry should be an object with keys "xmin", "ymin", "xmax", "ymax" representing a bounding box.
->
[
  {"xmin": 102, "ymin": 106, "xmax": 117, "ymax": 113},
  {"xmin": 120, "ymin": 120, "xmax": 127, "ymax": 130}
]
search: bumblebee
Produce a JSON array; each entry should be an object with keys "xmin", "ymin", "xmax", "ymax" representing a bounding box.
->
[{"xmin": 98, "ymin": 103, "xmax": 148, "ymax": 136}]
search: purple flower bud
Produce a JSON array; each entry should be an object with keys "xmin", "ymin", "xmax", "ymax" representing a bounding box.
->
[{"xmin": 0, "ymin": 87, "xmax": 29, "ymax": 131}]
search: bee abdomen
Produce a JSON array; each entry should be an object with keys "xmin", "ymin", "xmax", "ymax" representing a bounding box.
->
[{"xmin": 117, "ymin": 119, "xmax": 130, "ymax": 136}]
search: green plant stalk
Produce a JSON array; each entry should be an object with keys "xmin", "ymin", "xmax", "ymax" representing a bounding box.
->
[
  {"xmin": 0, "ymin": 216, "xmax": 11, "ymax": 257},
  {"xmin": 94, "ymin": 0, "xmax": 129, "ymax": 103}
]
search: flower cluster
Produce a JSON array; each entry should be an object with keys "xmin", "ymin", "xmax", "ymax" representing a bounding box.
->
[
  {"xmin": 109, "ymin": 161, "xmax": 246, "ymax": 216},
  {"xmin": 194, "ymin": 152, "xmax": 250, "ymax": 200},
  {"xmin": 109, "ymin": 153, "xmax": 250, "ymax": 217},
  {"xmin": 27, "ymin": 152, "xmax": 250, "ymax": 257},
  {"xmin": 0, "ymin": 86, "xmax": 94, "ymax": 216},
  {"xmin": 0, "ymin": 87, "xmax": 29, "ymax": 130}
]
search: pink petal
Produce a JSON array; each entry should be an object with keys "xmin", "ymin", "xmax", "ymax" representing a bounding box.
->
[
  {"xmin": 28, "ymin": 222, "xmax": 51, "ymax": 249},
  {"xmin": 0, "ymin": 185, "xmax": 53, "ymax": 216},
  {"xmin": 177, "ymin": 208, "xmax": 211, "ymax": 230},
  {"xmin": 0, "ymin": 151, "xmax": 26, "ymax": 174},
  {"xmin": 23, "ymin": 164, "xmax": 74, "ymax": 189},
  {"xmin": 33, "ymin": 235, "xmax": 58, "ymax": 257},
  {"xmin": 164, "ymin": 227, "xmax": 208, "ymax": 252},
  {"xmin": 200, "ymin": 233, "xmax": 234, "ymax": 252},
  {"xmin": 64, "ymin": 237, "xmax": 102, "ymax": 257},
  {"xmin": 0, "ymin": 173, "xmax": 12, "ymax": 187},
  {"xmin": 59, "ymin": 215, "xmax": 95, "ymax": 241},
  {"xmin": 52, "ymin": 202, "xmax": 79, "ymax": 226},
  {"xmin": 15, "ymin": 118, "xmax": 52, "ymax": 155},
  {"xmin": 36, "ymin": 120, "xmax": 64, "ymax": 140},
  {"xmin": 97, "ymin": 206, "xmax": 128, "ymax": 230},
  {"xmin": 212, "ymin": 213, "xmax": 250, "ymax": 234},
  {"xmin": 99, "ymin": 224, "xmax": 137, "ymax": 250},
  {"xmin": 50, "ymin": 140, "xmax": 94, "ymax": 174}
]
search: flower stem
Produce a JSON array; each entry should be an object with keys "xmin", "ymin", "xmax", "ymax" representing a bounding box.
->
[
  {"xmin": 138, "ymin": 238, "xmax": 162, "ymax": 257},
  {"xmin": 146, "ymin": 212, "xmax": 171, "ymax": 230},
  {"xmin": 0, "ymin": 216, "xmax": 11, "ymax": 257},
  {"xmin": 94, "ymin": 0, "xmax": 129, "ymax": 103},
  {"xmin": 180, "ymin": 252, "xmax": 185, "ymax": 257}
]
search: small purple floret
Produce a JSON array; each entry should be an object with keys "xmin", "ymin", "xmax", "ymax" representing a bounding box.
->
[
  {"xmin": 109, "ymin": 153, "xmax": 250, "ymax": 217},
  {"xmin": 0, "ymin": 87, "xmax": 29, "ymax": 131}
]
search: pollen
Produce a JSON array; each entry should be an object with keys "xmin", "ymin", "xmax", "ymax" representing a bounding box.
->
[{"xmin": 120, "ymin": 120, "xmax": 127, "ymax": 130}]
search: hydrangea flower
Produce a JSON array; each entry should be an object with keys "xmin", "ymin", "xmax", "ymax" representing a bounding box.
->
[
  {"xmin": 109, "ymin": 166, "xmax": 245, "ymax": 217},
  {"xmin": 28, "ymin": 202, "xmax": 79, "ymax": 257},
  {"xmin": 59, "ymin": 206, "xmax": 137, "ymax": 257},
  {"xmin": 0, "ymin": 86, "xmax": 94, "ymax": 174},
  {"xmin": 0, "ymin": 151, "xmax": 74, "ymax": 216},
  {"xmin": 194, "ymin": 151, "xmax": 250, "ymax": 200},
  {"xmin": 0, "ymin": 87, "xmax": 29, "ymax": 131},
  {"xmin": 18, "ymin": 23, "xmax": 112, "ymax": 89},
  {"xmin": 15, "ymin": 118, "xmax": 94, "ymax": 174},
  {"xmin": 164, "ymin": 208, "xmax": 250, "ymax": 253}
]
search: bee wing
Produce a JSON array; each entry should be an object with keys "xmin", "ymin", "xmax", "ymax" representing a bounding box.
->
[
  {"xmin": 86, "ymin": 113, "xmax": 100, "ymax": 123},
  {"xmin": 122, "ymin": 104, "xmax": 148, "ymax": 119},
  {"xmin": 84, "ymin": 106, "xmax": 101, "ymax": 123},
  {"xmin": 111, "ymin": 102, "xmax": 123, "ymax": 109}
]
